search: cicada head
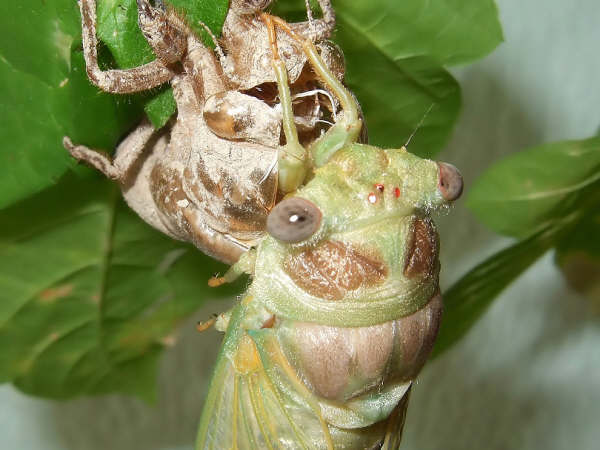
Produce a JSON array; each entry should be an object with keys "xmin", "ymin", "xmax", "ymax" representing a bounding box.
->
[
  {"xmin": 320, "ymin": 143, "xmax": 463, "ymax": 216},
  {"xmin": 256, "ymin": 143, "xmax": 463, "ymax": 326},
  {"xmin": 267, "ymin": 143, "xmax": 463, "ymax": 243}
]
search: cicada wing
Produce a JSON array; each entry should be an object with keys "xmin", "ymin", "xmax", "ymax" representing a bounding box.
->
[
  {"xmin": 196, "ymin": 303, "xmax": 334, "ymax": 450},
  {"xmin": 380, "ymin": 385, "xmax": 412, "ymax": 450}
]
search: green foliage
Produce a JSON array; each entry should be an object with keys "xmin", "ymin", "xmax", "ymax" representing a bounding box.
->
[
  {"xmin": 434, "ymin": 216, "xmax": 576, "ymax": 356},
  {"xmin": 467, "ymin": 137, "xmax": 600, "ymax": 238},
  {"xmin": 335, "ymin": 0, "xmax": 503, "ymax": 66},
  {"xmin": 335, "ymin": 0, "xmax": 501, "ymax": 155},
  {"xmin": 168, "ymin": 0, "xmax": 230, "ymax": 41},
  {"xmin": 0, "ymin": 1, "xmax": 142, "ymax": 209},
  {"xmin": 96, "ymin": 0, "xmax": 155, "ymax": 68},
  {"xmin": 0, "ymin": 175, "xmax": 243, "ymax": 400},
  {"xmin": 555, "ymin": 211, "xmax": 600, "ymax": 307}
]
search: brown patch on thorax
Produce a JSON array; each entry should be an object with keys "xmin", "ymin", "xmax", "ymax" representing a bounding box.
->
[
  {"xmin": 284, "ymin": 241, "xmax": 388, "ymax": 301},
  {"xmin": 404, "ymin": 218, "xmax": 439, "ymax": 278}
]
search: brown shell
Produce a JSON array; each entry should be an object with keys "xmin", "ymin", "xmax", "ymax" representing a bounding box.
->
[{"xmin": 220, "ymin": 10, "xmax": 336, "ymax": 90}]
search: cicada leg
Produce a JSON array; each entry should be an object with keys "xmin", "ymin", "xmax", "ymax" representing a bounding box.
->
[
  {"xmin": 262, "ymin": 14, "xmax": 310, "ymax": 194},
  {"xmin": 208, "ymin": 249, "xmax": 257, "ymax": 287},
  {"xmin": 196, "ymin": 315, "xmax": 217, "ymax": 333},
  {"xmin": 79, "ymin": 0, "xmax": 175, "ymax": 93},
  {"xmin": 304, "ymin": 0, "xmax": 336, "ymax": 41},
  {"xmin": 63, "ymin": 119, "xmax": 156, "ymax": 181},
  {"xmin": 264, "ymin": 15, "xmax": 363, "ymax": 167}
]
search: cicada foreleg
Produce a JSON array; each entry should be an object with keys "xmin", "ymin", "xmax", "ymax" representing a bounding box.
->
[
  {"xmin": 262, "ymin": 14, "xmax": 310, "ymax": 194},
  {"xmin": 264, "ymin": 14, "xmax": 363, "ymax": 167},
  {"xmin": 208, "ymin": 249, "xmax": 257, "ymax": 287},
  {"xmin": 79, "ymin": 0, "xmax": 176, "ymax": 93}
]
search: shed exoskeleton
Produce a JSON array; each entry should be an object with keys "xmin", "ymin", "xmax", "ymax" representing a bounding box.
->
[
  {"xmin": 63, "ymin": 0, "xmax": 348, "ymax": 264},
  {"xmin": 195, "ymin": 15, "xmax": 463, "ymax": 449}
]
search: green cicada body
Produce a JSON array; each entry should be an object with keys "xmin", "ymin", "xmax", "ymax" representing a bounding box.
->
[
  {"xmin": 196, "ymin": 15, "xmax": 463, "ymax": 450},
  {"xmin": 196, "ymin": 145, "xmax": 461, "ymax": 449}
]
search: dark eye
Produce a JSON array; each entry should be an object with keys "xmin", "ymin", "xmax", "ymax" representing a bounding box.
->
[
  {"xmin": 437, "ymin": 162, "xmax": 463, "ymax": 201},
  {"xmin": 266, "ymin": 198, "xmax": 322, "ymax": 243}
]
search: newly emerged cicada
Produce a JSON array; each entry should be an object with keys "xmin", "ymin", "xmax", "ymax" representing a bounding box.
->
[
  {"xmin": 64, "ymin": 0, "xmax": 348, "ymax": 264},
  {"xmin": 195, "ymin": 15, "xmax": 463, "ymax": 449}
]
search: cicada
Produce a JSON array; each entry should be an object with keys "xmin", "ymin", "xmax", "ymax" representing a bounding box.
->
[{"xmin": 195, "ymin": 15, "xmax": 463, "ymax": 449}]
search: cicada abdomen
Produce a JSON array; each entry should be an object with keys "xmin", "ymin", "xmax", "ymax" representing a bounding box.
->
[{"xmin": 196, "ymin": 290, "xmax": 442, "ymax": 449}]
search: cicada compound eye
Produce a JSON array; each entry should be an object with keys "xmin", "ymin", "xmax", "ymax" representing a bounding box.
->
[
  {"xmin": 267, "ymin": 198, "xmax": 322, "ymax": 243},
  {"xmin": 437, "ymin": 162, "xmax": 463, "ymax": 202}
]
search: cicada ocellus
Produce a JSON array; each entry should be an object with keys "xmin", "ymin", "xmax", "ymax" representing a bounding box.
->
[{"xmin": 195, "ymin": 15, "xmax": 463, "ymax": 450}]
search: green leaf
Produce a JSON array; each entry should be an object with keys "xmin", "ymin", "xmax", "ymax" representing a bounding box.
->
[
  {"xmin": 436, "ymin": 139, "xmax": 600, "ymax": 355},
  {"xmin": 0, "ymin": 175, "xmax": 240, "ymax": 400},
  {"xmin": 0, "ymin": 1, "xmax": 143, "ymax": 209},
  {"xmin": 334, "ymin": 0, "xmax": 503, "ymax": 154},
  {"xmin": 96, "ymin": 0, "xmax": 155, "ymax": 69},
  {"xmin": 0, "ymin": 50, "xmax": 142, "ymax": 211},
  {"xmin": 433, "ymin": 214, "xmax": 578, "ymax": 357},
  {"xmin": 276, "ymin": 0, "xmax": 503, "ymax": 66},
  {"xmin": 555, "ymin": 211, "xmax": 600, "ymax": 308},
  {"xmin": 333, "ymin": 0, "xmax": 502, "ymax": 67},
  {"xmin": 167, "ymin": 0, "xmax": 229, "ymax": 45},
  {"xmin": 467, "ymin": 137, "xmax": 600, "ymax": 238},
  {"xmin": 144, "ymin": 86, "xmax": 177, "ymax": 128},
  {"xmin": 0, "ymin": 1, "xmax": 79, "ymax": 87}
]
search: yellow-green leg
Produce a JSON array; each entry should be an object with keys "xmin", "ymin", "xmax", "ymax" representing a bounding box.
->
[
  {"xmin": 263, "ymin": 15, "xmax": 309, "ymax": 194},
  {"xmin": 208, "ymin": 249, "xmax": 257, "ymax": 287},
  {"xmin": 267, "ymin": 15, "xmax": 363, "ymax": 167}
]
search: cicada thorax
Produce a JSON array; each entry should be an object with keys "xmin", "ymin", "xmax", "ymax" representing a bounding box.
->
[{"xmin": 283, "ymin": 240, "xmax": 389, "ymax": 301}]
